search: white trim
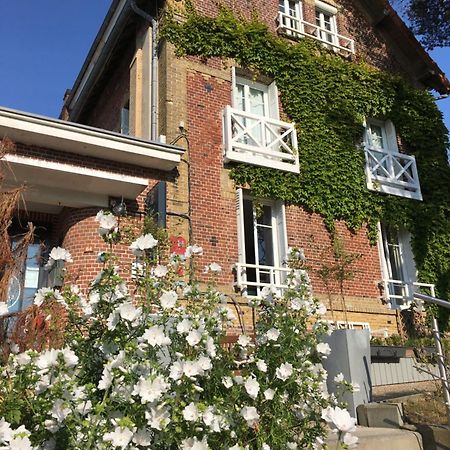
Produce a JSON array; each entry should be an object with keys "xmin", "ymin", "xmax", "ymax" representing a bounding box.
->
[
  {"xmin": 315, "ymin": 0, "xmax": 338, "ymax": 15},
  {"xmin": 0, "ymin": 107, "xmax": 183, "ymax": 171}
]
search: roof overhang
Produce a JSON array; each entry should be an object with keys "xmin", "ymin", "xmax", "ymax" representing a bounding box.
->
[
  {"xmin": 356, "ymin": 0, "xmax": 450, "ymax": 94},
  {"xmin": 0, "ymin": 107, "xmax": 184, "ymax": 171}
]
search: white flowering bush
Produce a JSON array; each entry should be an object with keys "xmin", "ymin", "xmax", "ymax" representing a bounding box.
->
[{"xmin": 0, "ymin": 215, "xmax": 357, "ymax": 449}]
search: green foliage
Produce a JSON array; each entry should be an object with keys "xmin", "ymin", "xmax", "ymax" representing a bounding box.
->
[{"xmin": 161, "ymin": 7, "xmax": 450, "ymax": 325}]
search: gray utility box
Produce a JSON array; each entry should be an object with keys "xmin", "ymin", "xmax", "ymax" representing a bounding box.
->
[{"xmin": 322, "ymin": 329, "xmax": 372, "ymax": 417}]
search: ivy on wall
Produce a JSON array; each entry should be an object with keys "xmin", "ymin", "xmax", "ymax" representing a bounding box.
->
[{"xmin": 162, "ymin": 6, "xmax": 450, "ymax": 322}]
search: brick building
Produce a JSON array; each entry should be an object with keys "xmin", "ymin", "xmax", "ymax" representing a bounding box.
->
[{"xmin": 1, "ymin": 0, "xmax": 449, "ymax": 335}]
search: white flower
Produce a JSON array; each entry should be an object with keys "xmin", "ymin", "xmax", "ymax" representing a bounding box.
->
[
  {"xmin": 287, "ymin": 442, "xmax": 298, "ymax": 449},
  {"xmin": 146, "ymin": 405, "xmax": 171, "ymax": 430},
  {"xmin": 264, "ymin": 388, "xmax": 275, "ymax": 400},
  {"xmin": 240, "ymin": 406, "xmax": 259, "ymax": 426},
  {"xmin": 169, "ymin": 360, "xmax": 184, "ymax": 380},
  {"xmin": 46, "ymin": 246, "xmax": 73, "ymax": 268},
  {"xmin": 95, "ymin": 210, "xmax": 118, "ymax": 236},
  {"xmin": 186, "ymin": 329, "xmax": 202, "ymax": 346},
  {"xmin": 142, "ymin": 325, "xmax": 172, "ymax": 347},
  {"xmin": 36, "ymin": 349, "xmax": 60, "ymax": 371},
  {"xmin": 133, "ymin": 375, "xmax": 170, "ymax": 403},
  {"xmin": 33, "ymin": 287, "xmax": 64, "ymax": 307},
  {"xmin": 262, "ymin": 444, "xmax": 271, "ymax": 450},
  {"xmin": 266, "ymin": 328, "xmax": 280, "ymax": 341},
  {"xmin": 118, "ymin": 302, "xmax": 142, "ymax": 323},
  {"xmin": 62, "ymin": 348, "xmax": 78, "ymax": 367},
  {"xmin": 0, "ymin": 302, "xmax": 8, "ymax": 316},
  {"xmin": 103, "ymin": 426, "xmax": 134, "ymax": 449},
  {"xmin": 177, "ymin": 318, "xmax": 193, "ymax": 334},
  {"xmin": 76, "ymin": 400, "xmax": 92, "ymax": 416},
  {"xmin": 159, "ymin": 290, "xmax": 178, "ymax": 309},
  {"xmin": 276, "ymin": 362, "xmax": 293, "ymax": 381},
  {"xmin": 51, "ymin": 399, "xmax": 70, "ymax": 422},
  {"xmin": 182, "ymin": 402, "xmax": 200, "ymax": 422},
  {"xmin": 184, "ymin": 244, "xmax": 203, "ymax": 258},
  {"xmin": 256, "ymin": 359, "xmax": 267, "ymax": 372},
  {"xmin": 316, "ymin": 303, "xmax": 327, "ymax": 315},
  {"xmin": 106, "ymin": 311, "xmax": 120, "ymax": 331},
  {"xmin": 198, "ymin": 355, "xmax": 212, "ymax": 371},
  {"xmin": 222, "ymin": 376, "xmax": 233, "ymax": 388},
  {"xmin": 209, "ymin": 262, "xmax": 222, "ymax": 272},
  {"xmin": 0, "ymin": 417, "xmax": 13, "ymax": 442},
  {"xmin": 206, "ymin": 336, "xmax": 216, "ymax": 357},
  {"xmin": 154, "ymin": 264, "xmax": 168, "ymax": 277},
  {"xmin": 244, "ymin": 377, "xmax": 260, "ymax": 399},
  {"xmin": 98, "ymin": 367, "xmax": 112, "ymax": 390},
  {"xmin": 9, "ymin": 436, "xmax": 34, "ymax": 450},
  {"xmin": 343, "ymin": 432, "xmax": 358, "ymax": 448},
  {"xmin": 316, "ymin": 342, "xmax": 331, "ymax": 358},
  {"xmin": 133, "ymin": 428, "xmax": 153, "ymax": 446},
  {"xmin": 237, "ymin": 334, "xmax": 252, "ymax": 347},
  {"xmin": 321, "ymin": 406, "xmax": 356, "ymax": 433},
  {"xmin": 181, "ymin": 436, "xmax": 209, "ymax": 450},
  {"xmin": 202, "ymin": 407, "xmax": 223, "ymax": 432},
  {"xmin": 334, "ymin": 373, "xmax": 344, "ymax": 383},
  {"xmin": 15, "ymin": 352, "xmax": 31, "ymax": 366},
  {"xmin": 130, "ymin": 233, "xmax": 158, "ymax": 256},
  {"xmin": 183, "ymin": 360, "xmax": 201, "ymax": 378}
]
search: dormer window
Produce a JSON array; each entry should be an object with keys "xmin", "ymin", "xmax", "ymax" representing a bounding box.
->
[
  {"xmin": 223, "ymin": 68, "xmax": 299, "ymax": 173},
  {"xmin": 363, "ymin": 119, "xmax": 422, "ymax": 200},
  {"xmin": 277, "ymin": 0, "xmax": 354, "ymax": 54}
]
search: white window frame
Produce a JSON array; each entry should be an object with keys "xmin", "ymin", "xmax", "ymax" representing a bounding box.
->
[
  {"xmin": 377, "ymin": 223, "xmax": 417, "ymax": 309},
  {"xmin": 363, "ymin": 118, "xmax": 422, "ymax": 200},
  {"xmin": 315, "ymin": 1, "xmax": 338, "ymax": 46},
  {"xmin": 235, "ymin": 188, "xmax": 289, "ymax": 296}
]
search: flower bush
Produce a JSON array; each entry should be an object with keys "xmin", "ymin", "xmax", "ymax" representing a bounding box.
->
[{"xmin": 0, "ymin": 214, "xmax": 356, "ymax": 449}]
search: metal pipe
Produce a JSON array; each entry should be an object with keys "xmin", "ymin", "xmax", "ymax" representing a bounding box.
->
[
  {"xmin": 130, "ymin": 0, "xmax": 158, "ymax": 140},
  {"xmin": 414, "ymin": 292, "xmax": 450, "ymax": 310},
  {"xmin": 431, "ymin": 316, "xmax": 450, "ymax": 427}
]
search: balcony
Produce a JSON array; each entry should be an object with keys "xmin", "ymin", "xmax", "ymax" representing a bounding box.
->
[
  {"xmin": 235, "ymin": 262, "xmax": 291, "ymax": 297},
  {"xmin": 277, "ymin": 12, "xmax": 355, "ymax": 55},
  {"xmin": 223, "ymin": 106, "xmax": 299, "ymax": 173},
  {"xmin": 381, "ymin": 279, "xmax": 435, "ymax": 309},
  {"xmin": 364, "ymin": 146, "xmax": 422, "ymax": 200}
]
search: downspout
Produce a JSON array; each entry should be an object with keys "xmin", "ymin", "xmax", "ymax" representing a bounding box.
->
[{"xmin": 130, "ymin": 0, "xmax": 158, "ymax": 141}]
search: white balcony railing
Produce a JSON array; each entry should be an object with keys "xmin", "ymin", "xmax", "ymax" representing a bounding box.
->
[
  {"xmin": 235, "ymin": 262, "xmax": 291, "ymax": 297},
  {"xmin": 223, "ymin": 106, "xmax": 299, "ymax": 173},
  {"xmin": 382, "ymin": 279, "xmax": 435, "ymax": 309},
  {"xmin": 277, "ymin": 12, "xmax": 355, "ymax": 55},
  {"xmin": 364, "ymin": 146, "xmax": 422, "ymax": 200}
]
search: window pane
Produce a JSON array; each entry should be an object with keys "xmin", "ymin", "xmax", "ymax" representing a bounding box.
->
[
  {"xmin": 368, "ymin": 124, "xmax": 385, "ymax": 149},
  {"xmin": 279, "ymin": 0, "xmax": 286, "ymax": 13},
  {"xmin": 257, "ymin": 226, "xmax": 274, "ymax": 266},
  {"xmin": 235, "ymin": 84, "xmax": 245, "ymax": 111}
]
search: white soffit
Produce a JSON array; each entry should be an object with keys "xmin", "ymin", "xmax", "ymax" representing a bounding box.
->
[
  {"xmin": 0, "ymin": 108, "xmax": 184, "ymax": 171},
  {"xmin": 3, "ymin": 154, "xmax": 148, "ymax": 208}
]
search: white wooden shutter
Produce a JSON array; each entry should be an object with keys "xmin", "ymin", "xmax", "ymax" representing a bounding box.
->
[
  {"xmin": 267, "ymin": 80, "xmax": 280, "ymax": 120},
  {"xmin": 236, "ymin": 188, "xmax": 246, "ymax": 263},
  {"xmin": 231, "ymin": 67, "xmax": 237, "ymax": 108},
  {"xmin": 385, "ymin": 120, "xmax": 399, "ymax": 153},
  {"xmin": 276, "ymin": 202, "xmax": 288, "ymax": 265}
]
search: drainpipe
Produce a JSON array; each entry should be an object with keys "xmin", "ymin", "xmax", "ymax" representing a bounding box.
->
[{"xmin": 130, "ymin": 0, "xmax": 158, "ymax": 141}]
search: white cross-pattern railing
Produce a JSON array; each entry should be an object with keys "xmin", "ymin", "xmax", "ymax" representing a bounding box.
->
[
  {"xmin": 382, "ymin": 279, "xmax": 435, "ymax": 309},
  {"xmin": 277, "ymin": 12, "xmax": 355, "ymax": 54},
  {"xmin": 364, "ymin": 146, "xmax": 422, "ymax": 200},
  {"xmin": 223, "ymin": 106, "xmax": 299, "ymax": 173},
  {"xmin": 235, "ymin": 262, "xmax": 291, "ymax": 297}
]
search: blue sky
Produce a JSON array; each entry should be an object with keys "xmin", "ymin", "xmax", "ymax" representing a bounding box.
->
[{"xmin": 0, "ymin": 1, "xmax": 449, "ymax": 132}]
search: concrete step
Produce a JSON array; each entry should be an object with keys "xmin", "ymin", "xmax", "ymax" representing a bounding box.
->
[{"xmin": 326, "ymin": 426, "xmax": 423, "ymax": 450}]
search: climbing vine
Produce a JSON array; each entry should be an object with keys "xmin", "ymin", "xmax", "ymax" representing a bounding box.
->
[{"xmin": 161, "ymin": 6, "xmax": 450, "ymax": 323}]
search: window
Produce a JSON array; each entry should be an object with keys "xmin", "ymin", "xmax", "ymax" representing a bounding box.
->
[
  {"xmin": 363, "ymin": 119, "xmax": 422, "ymax": 200},
  {"xmin": 235, "ymin": 189, "xmax": 288, "ymax": 296},
  {"xmin": 315, "ymin": 2, "xmax": 338, "ymax": 46},
  {"xmin": 120, "ymin": 101, "xmax": 130, "ymax": 135},
  {"xmin": 277, "ymin": 0, "xmax": 354, "ymax": 54},
  {"xmin": 7, "ymin": 238, "xmax": 49, "ymax": 314},
  {"xmin": 223, "ymin": 70, "xmax": 299, "ymax": 173}
]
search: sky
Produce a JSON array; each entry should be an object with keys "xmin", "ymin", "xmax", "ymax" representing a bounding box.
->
[{"xmin": 0, "ymin": 1, "xmax": 449, "ymax": 131}]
